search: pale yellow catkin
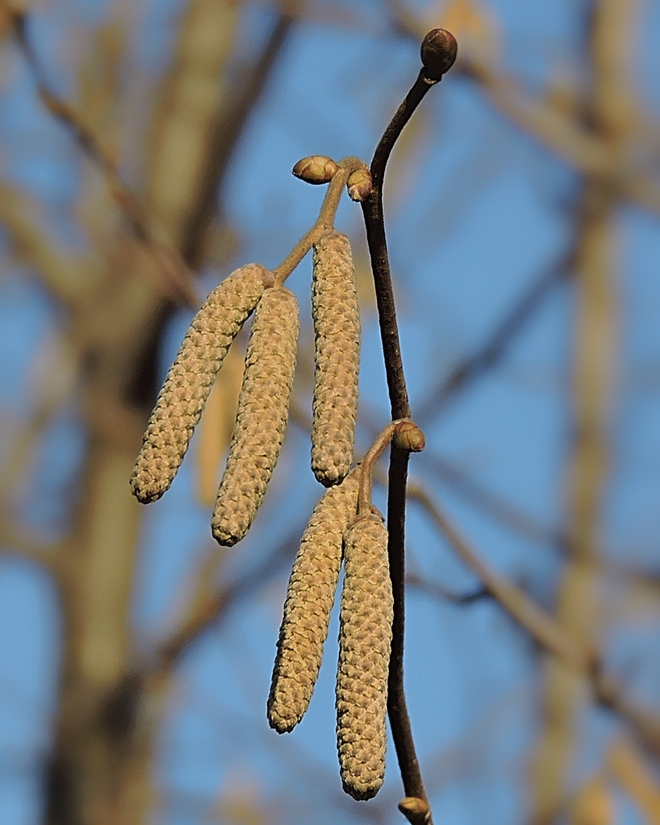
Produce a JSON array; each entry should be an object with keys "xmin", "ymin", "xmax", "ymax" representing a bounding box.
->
[
  {"xmin": 311, "ymin": 230, "xmax": 360, "ymax": 487},
  {"xmin": 211, "ymin": 287, "xmax": 299, "ymax": 546},
  {"xmin": 336, "ymin": 512, "xmax": 393, "ymax": 801},
  {"xmin": 268, "ymin": 469, "xmax": 360, "ymax": 733},
  {"xmin": 130, "ymin": 264, "xmax": 272, "ymax": 503}
]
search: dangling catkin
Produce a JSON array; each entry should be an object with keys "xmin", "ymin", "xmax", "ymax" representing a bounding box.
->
[
  {"xmin": 130, "ymin": 264, "xmax": 273, "ymax": 503},
  {"xmin": 311, "ymin": 230, "xmax": 360, "ymax": 487},
  {"xmin": 268, "ymin": 469, "xmax": 360, "ymax": 733},
  {"xmin": 211, "ymin": 287, "xmax": 299, "ymax": 546},
  {"xmin": 336, "ymin": 512, "xmax": 393, "ymax": 801}
]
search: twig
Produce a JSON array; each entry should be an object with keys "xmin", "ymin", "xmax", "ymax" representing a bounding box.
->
[
  {"xmin": 358, "ymin": 29, "xmax": 457, "ymax": 824},
  {"xmin": 11, "ymin": 12, "xmax": 198, "ymax": 308}
]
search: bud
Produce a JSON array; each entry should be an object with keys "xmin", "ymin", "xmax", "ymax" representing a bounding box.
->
[
  {"xmin": 292, "ymin": 155, "xmax": 339, "ymax": 185},
  {"xmin": 211, "ymin": 287, "xmax": 299, "ymax": 546},
  {"xmin": 420, "ymin": 28, "xmax": 458, "ymax": 80},
  {"xmin": 336, "ymin": 512, "xmax": 392, "ymax": 800},
  {"xmin": 346, "ymin": 167, "xmax": 373, "ymax": 201},
  {"xmin": 398, "ymin": 797, "xmax": 431, "ymax": 822},
  {"xmin": 393, "ymin": 420, "xmax": 425, "ymax": 452}
]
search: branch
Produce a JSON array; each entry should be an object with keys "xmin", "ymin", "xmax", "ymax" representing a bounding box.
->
[
  {"xmin": 409, "ymin": 483, "xmax": 660, "ymax": 760},
  {"xmin": 358, "ymin": 29, "xmax": 457, "ymax": 824}
]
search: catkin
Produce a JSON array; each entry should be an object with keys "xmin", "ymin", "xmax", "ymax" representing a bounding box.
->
[
  {"xmin": 311, "ymin": 231, "xmax": 360, "ymax": 487},
  {"xmin": 211, "ymin": 287, "xmax": 299, "ymax": 546},
  {"xmin": 336, "ymin": 512, "xmax": 393, "ymax": 801},
  {"xmin": 268, "ymin": 469, "xmax": 360, "ymax": 733},
  {"xmin": 130, "ymin": 264, "xmax": 272, "ymax": 503}
]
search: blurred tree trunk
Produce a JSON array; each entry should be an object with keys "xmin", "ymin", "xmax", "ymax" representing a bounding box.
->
[{"xmin": 42, "ymin": 3, "xmax": 286, "ymax": 823}]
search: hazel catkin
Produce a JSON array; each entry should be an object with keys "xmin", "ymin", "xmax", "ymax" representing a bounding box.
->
[
  {"xmin": 211, "ymin": 287, "xmax": 299, "ymax": 546},
  {"xmin": 311, "ymin": 230, "xmax": 360, "ymax": 487},
  {"xmin": 130, "ymin": 264, "xmax": 272, "ymax": 503},
  {"xmin": 268, "ymin": 469, "xmax": 360, "ymax": 733},
  {"xmin": 336, "ymin": 511, "xmax": 393, "ymax": 801}
]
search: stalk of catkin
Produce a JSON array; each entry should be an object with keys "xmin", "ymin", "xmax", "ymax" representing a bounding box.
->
[
  {"xmin": 268, "ymin": 469, "xmax": 360, "ymax": 733},
  {"xmin": 211, "ymin": 287, "xmax": 299, "ymax": 546},
  {"xmin": 311, "ymin": 231, "xmax": 360, "ymax": 487},
  {"xmin": 130, "ymin": 264, "xmax": 273, "ymax": 503},
  {"xmin": 336, "ymin": 512, "xmax": 393, "ymax": 801}
]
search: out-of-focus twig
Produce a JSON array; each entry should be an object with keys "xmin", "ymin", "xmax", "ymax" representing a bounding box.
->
[
  {"xmin": 416, "ymin": 252, "xmax": 574, "ymax": 424},
  {"xmin": 10, "ymin": 12, "xmax": 198, "ymax": 307},
  {"xmin": 606, "ymin": 736, "xmax": 660, "ymax": 820},
  {"xmin": 408, "ymin": 485, "xmax": 592, "ymax": 669},
  {"xmin": 0, "ymin": 181, "xmax": 93, "ymax": 310}
]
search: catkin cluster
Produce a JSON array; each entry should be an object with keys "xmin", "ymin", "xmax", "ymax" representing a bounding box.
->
[
  {"xmin": 268, "ymin": 475, "xmax": 393, "ymax": 801},
  {"xmin": 311, "ymin": 230, "xmax": 360, "ymax": 486},
  {"xmin": 131, "ymin": 267, "xmax": 299, "ymax": 548}
]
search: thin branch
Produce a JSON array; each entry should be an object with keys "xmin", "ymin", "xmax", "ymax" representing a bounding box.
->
[
  {"xmin": 409, "ymin": 483, "xmax": 660, "ymax": 760},
  {"xmin": 0, "ymin": 182, "xmax": 93, "ymax": 311},
  {"xmin": 148, "ymin": 526, "xmax": 301, "ymax": 675},
  {"xmin": 359, "ymin": 31, "xmax": 456, "ymax": 821}
]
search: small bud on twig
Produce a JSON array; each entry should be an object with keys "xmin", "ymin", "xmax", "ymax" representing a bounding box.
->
[
  {"xmin": 393, "ymin": 420, "xmax": 425, "ymax": 452},
  {"xmin": 420, "ymin": 28, "xmax": 458, "ymax": 80},
  {"xmin": 398, "ymin": 796, "xmax": 431, "ymax": 824},
  {"xmin": 292, "ymin": 155, "xmax": 340, "ymax": 185},
  {"xmin": 346, "ymin": 167, "xmax": 373, "ymax": 201}
]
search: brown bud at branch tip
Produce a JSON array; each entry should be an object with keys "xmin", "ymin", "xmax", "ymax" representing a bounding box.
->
[
  {"xmin": 393, "ymin": 421, "xmax": 425, "ymax": 452},
  {"xmin": 346, "ymin": 168, "xmax": 372, "ymax": 201},
  {"xmin": 420, "ymin": 29, "xmax": 457, "ymax": 80},
  {"xmin": 292, "ymin": 155, "xmax": 340, "ymax": 185}
]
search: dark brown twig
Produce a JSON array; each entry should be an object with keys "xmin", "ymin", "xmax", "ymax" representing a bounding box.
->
[{"xmin": 359, "ymin": 29, "xmax": 457, "ymax": 824}]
